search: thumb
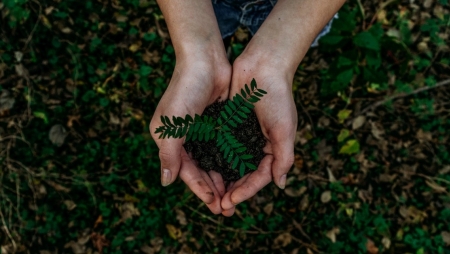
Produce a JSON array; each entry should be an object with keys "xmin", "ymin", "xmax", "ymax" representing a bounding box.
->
[
  {"xmin": 158, "ymin": 138, "xmax": 184, "ymax": 186},
  {"xmin": 271, "ymin": 133, "xmax": 295, "ymax": 190}
]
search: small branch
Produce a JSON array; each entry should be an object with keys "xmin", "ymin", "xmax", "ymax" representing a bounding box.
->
[{"xmin": 354, "ymin": 78, "xmax": 450, "ymax": 120}]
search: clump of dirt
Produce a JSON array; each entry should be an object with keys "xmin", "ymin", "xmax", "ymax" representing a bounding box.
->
[{"xmin": 184, "ymin": 100, "xmax": 266, "ymax": 181}]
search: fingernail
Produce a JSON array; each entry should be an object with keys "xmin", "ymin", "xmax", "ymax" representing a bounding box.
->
[
  {"xmin": 278, "ymin": 174, "xmax": 287, "ymax": 189},
  {"xmin": 161, "ymin": 169, "xmax": 171, "ymax": 187}
]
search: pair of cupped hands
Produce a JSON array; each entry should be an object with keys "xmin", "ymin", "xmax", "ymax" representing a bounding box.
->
[{"xmin": 149, "ymin": 46, "xmax": 297, "ymax": 217}]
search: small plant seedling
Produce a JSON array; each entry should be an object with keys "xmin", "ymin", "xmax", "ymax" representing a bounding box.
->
[{"xmin": 155, "ymin": 79, "xmax": 266, "ymax": 177}]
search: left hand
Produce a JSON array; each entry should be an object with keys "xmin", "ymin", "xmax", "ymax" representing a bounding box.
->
[{"xmin": 220, "ymin": 51, "xmax": 297, "ymax": 217}]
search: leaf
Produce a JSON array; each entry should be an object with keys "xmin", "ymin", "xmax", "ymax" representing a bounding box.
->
[
  {"xmin": 220, "ymin": 111, "xmax": 228, "ymax": 119},
  {"xmin": 232, "ymin": 115, "xmax": 243, "ymax": 124},
  {"xmin": 225, "ymin": 105, "xmax": 232, "ymax": 115},
  {"xmin": 239, "ymin": 163, "xmax": 245, "ymax": 177},
  {"xmin": 224, "ymin": 146, "xmax": 231, "ymax": 158},
  {"xmin": 257, "ymin": 88, "xmax": 267, "ymax": 94},
  {"xmin": 166, "ymin": 224, "xmax": 182, "ymax": 240},
  {"xmin": 235, "ymin": 147, "xmax": 247, "ymax": 153},
  {"xmin": 227, "ymin": 100, "xmax": 236, "ymax": 111},
  {"xmin": 241, "ymin": 88, "xmax": 247, "ymax": 98},
  {"xmin": 352, "ymin": 115, "xmax": 366, "ymax": 130},
  {"xmin": 337, "ymin": 129, "xmax": 350, "ymax": 142},
  {"xmin": 251, "ymin": 79, "xmax": 257, "ymax": 90},
  {"xmin": 241, "ymin": 154, "xmax": 253, "ymax": 160},
  {"xmin": 245, "ymin": 83, "xmax": 250, "ymax": 95},
  {"xmin": 228, "ymin": 120, "xmax": 237, "ymax": 128},
  {"xmin": 353, "ymin": 31, "xmax": 380, "ymax": 50},
  {"xmin": 237, "ymin": 110, "xmax": 247, "ymax": 119},
  {"xmin": 49, "ymin": 124, "xmax": 68, "ymax": 146},
  {"xmin": 246, "ymin": 163, "xmax": 257, "ymax": 170},
  {"xmin": 232, "ymin": 156, "xmax": 239, "ymax": 169},
  {"xmin": 321, "ymin": 190, "xmax": 332, "ymax": 203},
  {"xmin": 164, "ymin": 116, "xmax": 173, "ymax": 127},
  {"xmin": 337, "ymin": 109, "xmax": 352, "ymax": 123},
  {"xmin": 34, "ymin": 111, "xmax": 49, "ymax": 124},
  {"xmin": 339, "ymin": 139, "xmax": 360, "ymax": 155},
  {"xmin": 185, "ymin": 114, "xmax": 193, "ymax": 123}
]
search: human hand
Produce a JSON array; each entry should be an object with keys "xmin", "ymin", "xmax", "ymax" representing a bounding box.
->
[
  {"xmin": 149, "ymin": 53, "xmax": 231, "ymax": 214},
  {"xmin": 220, "ymin": 53, "xmax": 297, "ymax": 217}
]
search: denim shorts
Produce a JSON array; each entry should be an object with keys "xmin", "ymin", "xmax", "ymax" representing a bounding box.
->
[{"xmin": 212, "ymin": 0, "xmax": 338, "ymax": 47}]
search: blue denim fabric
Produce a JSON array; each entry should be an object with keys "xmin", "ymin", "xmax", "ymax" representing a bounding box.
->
[{"xmin": 212, "ymin": 0, "xmax": 337, "ymax": 47}]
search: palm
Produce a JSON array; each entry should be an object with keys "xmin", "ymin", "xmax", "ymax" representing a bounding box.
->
[
  {"xmin": 150, "ymin": 60, "xmax": 231, "ymax": 214},
  {"xmin": 220, "ymin": 61, "xmax": 297, "ymax": 216}
]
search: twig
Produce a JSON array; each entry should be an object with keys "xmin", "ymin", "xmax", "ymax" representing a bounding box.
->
[
  {"xmin": 22, "ymin": 0, "xmax": 42, "ymax": 51},
  {"xmin": 354, "ymin": 78, "xmax": 450, "ymax": 120},
  {"xmin": 0, "ymin": 207, "xmax": 17, "ymax": 252},
  {"xmin": 185, "ymin": 205, "xmax": 284, "ymax": 235}
]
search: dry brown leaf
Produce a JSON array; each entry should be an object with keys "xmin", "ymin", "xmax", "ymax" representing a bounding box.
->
[
  {"xmin": 263, "ymin": 202, "xmax": 274, "ymax": 215},
  {"xmin": 175, "ymin": 209, "xmax": 187, "ymax": 226},
  {"xmin": 352, "ymin": 115, "xmax": 366, "ymax": 130},
  {"xmin": 321, "ymin": 190, "xmax": 332, "ymax": 203},
  {"xmin": 325, "ymin": 227, "xmax": 340, "ymax": 243},
  {"xmin": 423, "ymin": 0, "xmax": 434, "ymax": 8},
  {"xmin": 294, "ymin": 154, "xmax": 304, "ymax": 171},
  {"xmin": 285, "ymin": 186, "xmax": 307, "ymax": 198},
  {"xmin": 150, "ymin": 237, "xmax": 163, "ymax": 252},
  {"xmin": 441, "ymin": 231, "xmax": 450, "ymax": 246},
  {"xmin": 91, "ymin": 233, "xmax": 110, "ymax": 254},
  {"xmin": 45, "ymin": 180, "xmax": 70, "ymax": 193},
  {"xmin": 273, "ymin": 233, "xmax": 292, "ymax": 248},
  {"xmin": 381, "ymin": 237, "xmax": 391, "ymax": 250},
  {"xmin": 326, "ymin": 167, "xmax": 337, "ymax": 183},
  {"xmin": 425, "ymin": 180, "xmax": 447, "ymax": 193},
  {"xmin": 366, "ymin": 238, "xmax": 379, "ymax": 254},
  {"xmin": 299, "ymin": 194, "xmax": 309, "ymax": 211},
  {"xmin": 64, "ymin": 200, "xmax": 77, "ymax": 211}
]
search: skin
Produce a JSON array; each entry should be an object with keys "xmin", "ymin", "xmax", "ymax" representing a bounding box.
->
[{"xmin": 150, "ymin": 0, "xmax": 346, "ymax": 216}]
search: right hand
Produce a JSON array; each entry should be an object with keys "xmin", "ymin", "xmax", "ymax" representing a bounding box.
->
[{"xmin": 149, "ymin": 53, "xmax": 231, "ymax": 214}]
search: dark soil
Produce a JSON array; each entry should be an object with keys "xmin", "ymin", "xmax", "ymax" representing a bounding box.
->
[{"xmin": 184, "ymin": 100, "xmax": 266, "ymax": 181}]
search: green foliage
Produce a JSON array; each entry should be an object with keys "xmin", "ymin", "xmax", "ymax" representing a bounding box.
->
[{"xmin": 155, "ymin": 79, "xmax": 266, "ymax": 176}]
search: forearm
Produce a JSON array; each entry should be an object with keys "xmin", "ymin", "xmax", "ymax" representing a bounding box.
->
[
  {"xmin": 156, "ymin": 0, "xmax": 226, "ymax": 60},
  {"xmin": 243, "ymin": 0, "xmax": 346, "ymax": 77}
]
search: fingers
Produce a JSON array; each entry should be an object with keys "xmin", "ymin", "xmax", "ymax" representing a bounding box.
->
[
  {"xmin": 221, "ymin": 155, "xmax": 273, "ymax": 210},
  {"xmin": 271, "ymin": 128, "xmax": 295, "ymax": 189},
  {"xmin": 157, "ymin": 138, "xmax": 184, "ymax": 187},
  {"xmin": 208, "ymin": 170, "xmax": 225, "ymax": 198},
  {"xmin": 179, "ymin": 150, "xmax": 222, "ymax": 214}
]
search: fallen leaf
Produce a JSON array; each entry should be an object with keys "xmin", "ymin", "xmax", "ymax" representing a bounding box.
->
[
  {"xmin": 326, "ymin": 167, "xmax": 337, "ymax": 182},
  {"xmin": 49, "ymin": 124, "xmax": 68, "ymax": 146},
  {"xmin": 273, "ymin": 233, "xmax": 292, "ymax": 248},
  {"xmin": 285, "ymin": 186, "xmax": 307, "ymax": 198},
  {"xmin": 338, "ymin": 128, "xmax": 350, "ymax": 142},
  {"xmin": 381, "ymin": 237, "xmax": 391, "ymax": 249},
  {"xmin": 425, "ymin": 180, "xmax": 447, "ymax": 193},
  {"xmin": 175, "ymin": 209, "xmax": 187, "ymax": 226},
  {"xmin": 352, "ymin": 115, "xmax": 366, "ymax": 130},
  {"xmin": 441, "ymin": 231, "xmax": 450, "ymax": 246},
  {"xmin": 321, "ymin": 190, "xmax": 332, "ymax": 203},
  {"xmin": 325, "ymin": 227, "xmax": 340, "ymax": 243},
  {"xmin": 366, "ymin": 238, "xmax": 379, "ymax": 254},
  {"xmin": 0, "ymin": 90, "xmax": 15, "ymax": 113},
  {"xmin": 338, "ymin": 109, "xmax": 352, "ymax": 123},
  {"xmin": 339, "ymin": 139, "xmax": 360, "ymax": 155},
  {"xmin": 64, "ymin": 200, "xmax": 77, "ymax": 211},
  {"xmin": 166, "ymin": 224, "xmax": 182, "ymax": 240},
  {"xmin": 263, "ymin": 202, "xmax": 274, "ymax": 215}
]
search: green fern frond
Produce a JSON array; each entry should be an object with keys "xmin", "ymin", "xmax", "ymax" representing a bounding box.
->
[
  {"xmin": 217, "ymin": 79, "xmax": 266, "ymax": 131},
  {"xmin": 155, "ymin": 78, "xmax": 265, "ymax": 177},
  {"xmin": 217, "ymin": 131, "xmax": 256, "ymax": 176}
]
